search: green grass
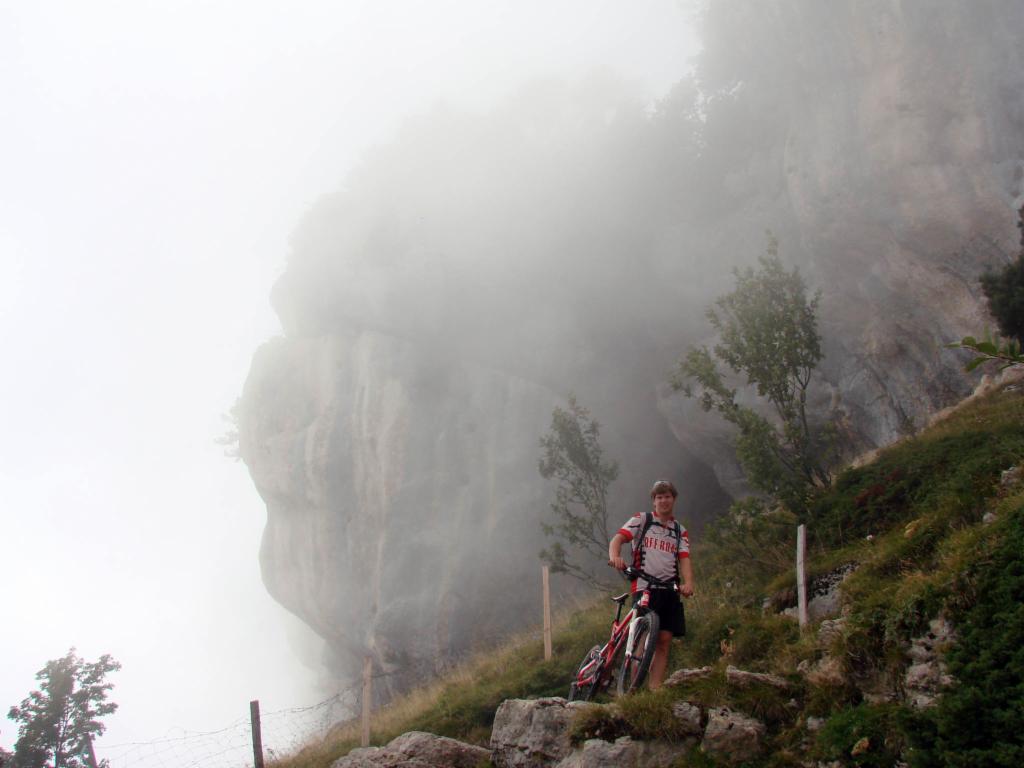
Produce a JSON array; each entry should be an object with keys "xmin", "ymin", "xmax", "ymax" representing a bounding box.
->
[{"xmin": 270, "ymin": 385, "xmax": 1024, "ymax": 768}]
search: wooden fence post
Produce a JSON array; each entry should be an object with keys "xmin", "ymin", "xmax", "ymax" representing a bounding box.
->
[
  {"xmin": 250, "ymin": 700, "xmax": 265, "ymax": 768},
  {"xmin": 361, "ymin": 655, "xmax": 373, "ymax": 748},
  {"xmin": 796, "ymin": 524, "xmax": 808, "ymax": 630},
  {"xmin": 542, "ymin": 565, "xmax": 552, "ymax": 661}
]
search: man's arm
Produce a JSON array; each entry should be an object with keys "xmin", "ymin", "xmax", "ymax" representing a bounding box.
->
[
  {"xmin": 608, "ymin": 533, "xmax": 628, "ymax": 570},
  {"xmin": 679, "ymin": 556, "xmax": 695, "ymax": 597}
]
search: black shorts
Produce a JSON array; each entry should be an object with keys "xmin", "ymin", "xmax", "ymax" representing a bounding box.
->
[{"xmin": 634, "ymin": 589, "xmax": 686, "ymax": 637}]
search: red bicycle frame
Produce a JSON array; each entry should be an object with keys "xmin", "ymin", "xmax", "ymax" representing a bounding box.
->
[{"xmin": 573, "ymin": 589, "xmax": 653, "ymax": 693}]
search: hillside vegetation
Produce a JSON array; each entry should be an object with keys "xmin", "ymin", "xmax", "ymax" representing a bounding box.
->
[{"xmin": 273, "ymin": 382, "xmax": 1024, "ymax": 767}]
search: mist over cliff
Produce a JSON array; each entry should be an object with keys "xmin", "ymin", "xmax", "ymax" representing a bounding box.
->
[{"xmin": 238, "ymin": 1, "xmax": 1024, "ymax": 696}]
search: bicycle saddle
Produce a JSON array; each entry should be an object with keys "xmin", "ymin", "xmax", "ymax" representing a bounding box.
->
[{"xmin": 610, "ymin": 592, "xmax": 630, "ymax": 605}]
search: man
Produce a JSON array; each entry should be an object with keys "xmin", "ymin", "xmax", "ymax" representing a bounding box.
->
[{"xmin": 607, "ymin": 479, "xmax": 695, "ymax": 689}]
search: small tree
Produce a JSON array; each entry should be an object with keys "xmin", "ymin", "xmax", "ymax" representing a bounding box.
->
[
  {"xmin": 671, "ymin": 238, "xmax": 832, "ymax": 514},
  {"xmin": 978, "ymin": 205, "xmax": 1024, "ymax": 343},
  {"xmin": 538, "ymin": 395, "xmax": 619, "ymax": 587},
  {"xmin": 951, "ymin": 206, "xmax": 1024, "ymax": 371},
  {"xmin": 7, "ymin": 649, "xmax": 120, "ymax": 768}
]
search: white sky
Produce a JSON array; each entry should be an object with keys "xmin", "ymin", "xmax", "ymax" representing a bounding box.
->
[{"xmin": 0, "ymin": 0, "xmax": 698, "ymax": 756}]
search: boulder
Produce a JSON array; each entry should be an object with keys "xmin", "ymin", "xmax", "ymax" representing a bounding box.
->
[
  {"xmin": 807, "ymin": 564, "xmax": 857, "ymax": 622},
  {"xmin": 331, "ymin": 731, "xmax": 491, "ymax": 768},
  {"xmin": 555, "ymin": 737, "xmax": 687, "ymax": 768},
  {"xmin": 1000, "ymin": 465, "xmax": 1022, "ymax": 488},
  {"xmin": 800, "ymin": 655, "xmax": 846, "ymax": 688},
  {"xmin": 664, "ymin": 666, "xmax": 714, "ymax": 688},
  {"xmin": 726, "ymin": 665, "xmax": 792, "ymax": 691},
  {"xmin": 671, "ymin": 701, "xmax": 703, "ymax": 736},
  {"xmin": 491, "ymin": 698, "xmax": 587, "ymax": 768},
  {"xmin": 700, "ymin": 707, "xmax": 766, "ymax": 764}
]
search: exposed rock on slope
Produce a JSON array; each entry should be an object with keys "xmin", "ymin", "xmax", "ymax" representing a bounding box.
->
[
  {"xmin": 332, "ymin": 732, "xmax": 491, "ymax": 768},
  {"xmin": 240, "ymin": 331, "xmax": 560, "ymax": 696}
]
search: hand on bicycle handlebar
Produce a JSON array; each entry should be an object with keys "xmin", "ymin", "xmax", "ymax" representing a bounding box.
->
[
  {"xmin": 622, "ymin": 566, "xmax": 678, "ymax": 588},
  {"xmin": 608, "ymin": 556, "xmax": 627, "ymax": 570}
]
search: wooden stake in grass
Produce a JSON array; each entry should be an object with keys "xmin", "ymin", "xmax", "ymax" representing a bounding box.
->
[
  {"xmin": 361, "ymin": 655, "xmax": 373, "ymax": 747},
  {"xmin": 796, "ymin": 524, "xmax": 808, "ymax": 629},
  {"xmin": 542, "ymin": 565, "xmax": 552, "ymax": 661}
]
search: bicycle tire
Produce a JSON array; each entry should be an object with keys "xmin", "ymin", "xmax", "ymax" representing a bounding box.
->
[
  {"xmin": 617, "ymin": 612, "xmax": 660, "ymax": 695},
  {"xmin": 568, "ymin": 645, "xmax": 602, "ymax": 702}
]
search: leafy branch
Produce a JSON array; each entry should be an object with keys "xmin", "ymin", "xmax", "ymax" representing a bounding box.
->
[{"xmin": 947, "ymin": 333, "xmax": 1024, "ymax": 371}]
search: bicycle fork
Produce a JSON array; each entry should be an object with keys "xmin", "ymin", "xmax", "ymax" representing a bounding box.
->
[{"xmin": 623, "ymin": 592, "xmax": 650, "ymax": 662}]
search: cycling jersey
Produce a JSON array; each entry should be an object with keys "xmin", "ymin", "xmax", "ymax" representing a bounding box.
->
[{"xmin": 617, "ymin": 513, "xmax": 690, "ymax": 592}]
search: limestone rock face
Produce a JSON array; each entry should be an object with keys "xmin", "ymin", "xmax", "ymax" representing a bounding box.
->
[
  {"xmin": 700, "ymin": 707, "xmax": 767, "ymax": 764},
  {"xmin": 905, "ymin": 617, "xmax": 956, "ymax": 708},
  {"xmin": 555, "ymin": 737, "xmax": 687, "ymax": 768},
  {"xmin": 490, "ymin": 698, "xmax": 587, "ymax": 768},
  {"xmin": 671, "ymin": 702, "xmax": 703, "ymax": 737},
  {"xmin": 240, "ymin": 331, "xmax": 561, "ymax": 695},
  {"xmin": 331, "ymin": 732, "xmax": 491, "ymax": 768},
  {"xmin": 664, "ymin": 666, "xmax": 714, "ymax": 688}
]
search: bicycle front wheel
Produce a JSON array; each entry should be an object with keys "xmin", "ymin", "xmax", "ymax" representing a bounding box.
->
[{"xmin": 617, "ymin": 612, "xmax": 660, "ymax": 695}]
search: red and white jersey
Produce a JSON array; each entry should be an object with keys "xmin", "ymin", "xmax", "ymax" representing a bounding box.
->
[{"xmin": 617, "ymin": 513, "xmax": 690, "ymax": 592}]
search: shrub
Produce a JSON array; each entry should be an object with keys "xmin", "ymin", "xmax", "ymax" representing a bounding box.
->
[
  {"xmin": 979, "ymin": 206, "xmax": 1024, "ymax": 343},
  {"xmin": 815, "ymin": 703, "xmax": 920, "ymax": 767},
  {"xmin": 913, "ymin": 502, "xmax": 1024, "ymax": 767}
]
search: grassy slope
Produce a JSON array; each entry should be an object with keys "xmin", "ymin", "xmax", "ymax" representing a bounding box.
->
[{"xmin": 272, "ymin": 384, "xmax": 1024, "ymax": 768}]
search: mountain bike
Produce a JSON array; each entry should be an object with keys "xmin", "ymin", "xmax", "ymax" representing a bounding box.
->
[{"xmin": 567, "ymin": 567, "xmax": 676, "ymax": 700}]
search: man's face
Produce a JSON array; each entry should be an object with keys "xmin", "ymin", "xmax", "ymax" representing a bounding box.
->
[{"xmin": 653, "ymin": 492, "xmax": 676, "ymax": 516}]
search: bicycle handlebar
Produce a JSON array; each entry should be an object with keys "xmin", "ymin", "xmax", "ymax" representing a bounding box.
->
[{"xmin": 622, "ymin": 566, "xmax": 677, "ymax": 589}]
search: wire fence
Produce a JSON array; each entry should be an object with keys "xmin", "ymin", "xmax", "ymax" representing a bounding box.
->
[{"xmin": 96, "ymin": 686, "xmax": 358, "ymax": 768}]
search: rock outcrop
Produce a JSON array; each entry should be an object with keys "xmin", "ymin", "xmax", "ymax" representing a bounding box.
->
[
  {"xmin": 331, "ymin": 732, "xmax": 491, "ymax": 768},
  {"xmin": 490, "ymin": 698, "xmax": 586, "ymax": 768},
  {"xmin": 904, "ymin": 617, "xmax": 956, "ymax": 708},
  {"xmin": 664, "ymin": 666, "xmax": 714, "ymax": 688},
  {"xmin": 700, "ymin": 708, "xmax": 767, "ymax": 764},
  {"xmin": 240, "ymin": 332, "xmax": 561, "ymax": 697},
  {"xmin": 489, "ymin": 695, "xmax": 771, "ymax": 768},
  {"xmin": 725, "ymin": 665, "xmax": 793, "ymax": 691},
  {"xmin": 555, "ymin": 737, "xmax": 686, "ymax": 768}
]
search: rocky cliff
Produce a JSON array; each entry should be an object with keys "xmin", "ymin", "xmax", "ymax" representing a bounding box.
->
[
  {"xmin": 238, "ymin": 1, "xmax": 1024, "ymax": 692},
  {"xmin": 240, "ymin": 331, "xmax": 562, "ymax": 698}
]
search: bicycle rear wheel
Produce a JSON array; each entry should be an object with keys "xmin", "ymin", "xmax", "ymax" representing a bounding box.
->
[
  {"xmin": 617, "ymin": 612, "xmax": 660, "ymax": 695},
  {"xmin": 568, "ymin": 645, "xmax": 602, "ymax": 702}
]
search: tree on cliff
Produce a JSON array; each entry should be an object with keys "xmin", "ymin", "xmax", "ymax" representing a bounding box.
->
[
  {"xmin": 980, "ymin": 205, "xmax": 1024, "ymax": 343},
  {"xmin": 950, "ymin": 206, "xmax": 1024, "ymax": 370},
  {"xmin": 671, "ymin": 237, "xmax": 832, "ymax": 515},
  {"xmin": 7, "ymin": 649, "xmax": 120, "ymax": 768},
  {"xmin": 538, "ymin": 395, "xmax": 619, "ymax": 587}
]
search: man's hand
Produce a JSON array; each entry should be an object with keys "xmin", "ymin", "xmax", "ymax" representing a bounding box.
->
[
  {"xmin": 608, "ymin": 533, "xmax": 628, "ymax": 570},
  {"xmin": 679, "ymin": 583, "xmax": 695, "ymax": 598}
]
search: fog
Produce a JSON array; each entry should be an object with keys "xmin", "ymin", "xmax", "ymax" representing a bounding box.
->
[
  {"xmin": 232, "ymin": 0, "xmax": 1024, "ymax": 704},
  {"xmin": 0, "ymin": 0, "xmax": 699, "ymax": 755}
]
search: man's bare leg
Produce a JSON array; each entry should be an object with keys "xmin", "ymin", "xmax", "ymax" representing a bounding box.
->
[{"xmin": 648, "ymin": 630, "xmax": 674, "ymax": 689}]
